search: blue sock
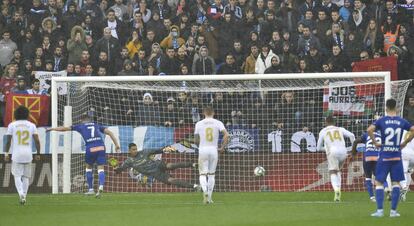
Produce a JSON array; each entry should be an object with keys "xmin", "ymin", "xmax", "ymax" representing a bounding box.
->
[
  {"xmin": 365, "ymin": 179, "xmax": 374, "ymax": 198},
  {"xmin": 375, "ymin": 187, "xmax": 384, "ymax": 210},
  {"xmin": 98, "ymin": 170, "xmax": 105, "ymax": 187},
  {"xmin": 86, "ymin": 169, "xmax": 93, "ymax": 190},
  {"xmin": 391, "ymin": 186, "xmax": 400, "ymax": 210}
]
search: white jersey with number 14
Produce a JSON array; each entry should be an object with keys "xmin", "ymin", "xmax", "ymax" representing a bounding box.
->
[
  {"xmin": 317, "ymin": 125, "xmax": 355, "ymax": 155},
  {"xmin": 194, "ymin": 118, "xmax": 226, "ymax": 149}
]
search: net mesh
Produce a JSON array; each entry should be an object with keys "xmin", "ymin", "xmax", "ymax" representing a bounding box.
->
[{"xmin": 54, "ymin": 75, "xmax": 411, "ymax": 193}]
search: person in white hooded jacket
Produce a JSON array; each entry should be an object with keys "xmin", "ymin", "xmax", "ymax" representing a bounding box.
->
[{"xmin": 255, "ymin": 44, "xmax": 278, "ymax": 74}]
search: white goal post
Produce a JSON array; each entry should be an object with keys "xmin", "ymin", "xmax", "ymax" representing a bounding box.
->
[{"xmin": 50, "ymin": 72, "xmax": 409, "ymax": 194}]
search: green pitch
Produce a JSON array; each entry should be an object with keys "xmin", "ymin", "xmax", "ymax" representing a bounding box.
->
[{"xmin": 1, "ymin": 192, "xmax": 413, "ymax": 226}]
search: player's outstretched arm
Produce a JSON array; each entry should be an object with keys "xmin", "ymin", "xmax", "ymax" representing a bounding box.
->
[
  {"xmin": 316, "ymin": 130, "xmax": 325, "ymax": 152},
  {"xmin": 3, "ymin": 135, "xmax": 12, "ymax": 162},
  {"xmin": 401, "ymin": 126, "xmax": 414, "ymax": 148},
  {"xmin": 367, "ymin": 124, "xmax": 380, "ymax": 148},
  {"xmin": 103, "ymin": 128, "xmax": 120, "ymax": 152},
  {"xmin": 33, "ymin": 134, "xmax": 41, "ymax": 161},
  {"xmin": 219, "ymin": 130, "xmax": 230, "ymax": 153},
  {"xmin": 46, "ymin": 127, "xmax": 72, "ymax": 132},
  {"xmin": 351, "ymin": 137, "xmax": 363, "ymax": 158}
]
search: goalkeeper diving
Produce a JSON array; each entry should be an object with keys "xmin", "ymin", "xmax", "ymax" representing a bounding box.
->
[{"xmin": 114, "ymin": 143, "xmax": 200, "ymax": 190}]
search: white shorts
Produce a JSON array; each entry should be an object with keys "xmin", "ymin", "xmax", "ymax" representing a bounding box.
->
[
  {"xmin": 402, "ymin": 148, "xmax": 414, "ymax": 173},
  {"xmin": 327, "ymin": 148, "xmax": 347, "ymax": 171},
  {"xmin": 198, "ymin": 147, "xmax": 218, "ymax": 175},
  {"xmin": 12, "ymin": 162, "xmax": 32, "ymax": 178}
]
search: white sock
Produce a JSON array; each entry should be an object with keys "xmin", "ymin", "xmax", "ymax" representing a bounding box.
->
[
  {"xmin": 330, "ymin": 174, "xmax": 339, "ymax": 191},
  {"xmin": 199, "ymin": 175, "xmax": 207, "ymax": 194},
  {"xmin": 14, "ymin": 176, "xmax": 23, "ymax": 197},
  {"xmin": 337, "ymin": 172, "xmax": 342, "ymax": 190},
  {"xmin": 22, "ymin": 176, "xmax": 29, "ymax": 197},
  {"xmin": 404, "ymin": 172, "xmax": 412, "ymax": 190},
  {"xmin": 207, "ymin": 174, "xmax": 215, "ymax": 200}
]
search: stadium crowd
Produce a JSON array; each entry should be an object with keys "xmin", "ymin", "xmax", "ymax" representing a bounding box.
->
[{"xmin": 0, "ymin": 0, "xmax": 413, "ymax": 132}]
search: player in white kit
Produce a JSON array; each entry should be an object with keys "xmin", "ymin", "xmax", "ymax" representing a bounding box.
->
[
  {"xmin": 317, "ymin": 116, "xmax": 355, "ymax": 201},
  {"xmin": 400, "ymin": 132, "xmax": 414, "ymax": 201},
  {"xmin": 194, "ymin": 106, "xmax": 229, "ymax": 204},
  {"xmin": 4, "ymin": 106, "xmax": 41, "ymax": 205}
]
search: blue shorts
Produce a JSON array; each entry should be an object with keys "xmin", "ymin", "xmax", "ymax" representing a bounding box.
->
[
  {"xmin": 85, "ymin": 150, "xmax": 106, "ymax": 166},
  {"xmin": 363, "ymin": 160, "xmax": 377, "ymax": 178},
  {"xmin": 375, "ymin": 159, "xmax": 404, "ymax": 183}
]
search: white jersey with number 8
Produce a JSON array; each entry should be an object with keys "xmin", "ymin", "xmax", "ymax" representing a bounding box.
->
[
  {"xmin": 195, "ymin": 118, "xmax": 226, "ymax": 149},
  {"xmin": 6, "ymin": 120, "xmax": 38, "ymax": 163}
]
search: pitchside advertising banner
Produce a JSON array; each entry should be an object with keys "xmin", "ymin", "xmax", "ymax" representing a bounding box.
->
[{"xmin": 0, "ymin": 126, "xmax": 412, "ymax": 192}]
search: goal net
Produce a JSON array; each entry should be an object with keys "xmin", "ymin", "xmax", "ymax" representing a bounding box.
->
[{"xmin": 50, "ymin": 73, "xmax": 411, "ymax": 193}]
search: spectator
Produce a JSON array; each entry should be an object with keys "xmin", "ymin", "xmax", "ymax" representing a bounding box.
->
[
  {"xmin": 297, "ymin": 25, "xmax": 322, "ymax": 57},
  {"xmin": 27, "ymin": 78, "xmax": 48, "ymax": 95},
  {"xmin": 129, "ymin": 11, "xmax": 145, "ymax": 38},
  {"xmin": 53, "ymin": 46, "xmax": 67, "ymax": 72},
  {"xmin": 279, "ymin": 0, "xmax": 300, "ymax": 33},
  {"xmin": 297, "ymin": 58, "xmax": 311, "ymax": 73},
  {"xmin": 305, "ymin": 45, "xmax": 324, "ymax": 72},
  {"xmin": 82, "ymin": 14, "xmax": 100, "ymax": 41},
  {"xmin": 328, "ymin": 44, "xmax": 351, "ymax": 72},
  {"xmin": 0, "ymin": 64, "xmax": 17, "ymax": 124},
  {"xmin": 269, "ymin": 31, "xmax": 283, "ymax": 55},
  {"xmin": 264, "ymin": 55, "xmax": 283, "ymax": 73},
  {"xmin": 255, "ymin": 44, "xmax": 278, "ymax": 74},
  {"xmin": 339, "ymin": 0, "xmax": 352, "ymax": 22},
  {"xmin": 99, "ymin": 9, "xmax": 127, "ymax": 45},
  {"xmin": 192, "ymin": 45, "xmax": 216, "ymax": 75},
  {"xmin": 142, "ymin": 30, "xmax": 157, "ymax": 57},
  {"xmin": 152, "ymin": 0, "xmax": 171, "ymax": 20},
  {"xmin": 10, "ymin": 76, "xmax": 28, "ymax": 94},
  {"xmin": 40, "ymin": 35, "xmax": 54, "ymax": 60},
  {"xmin": 217, "ymin": 53, "xmax": 241, "ymax": 74},
  {"xmin": 132, "ymin": 92, "xmax": 161, "ymax": 126},
  {"xmin": 147, "ymin": 42, "xmax": 163, "ymax": 73},
  {"xmin": 62, "ymin": 2, "xmax": 82, "ymax": 38},
  {"xmin": 0, "ymin": 30, "xmax": 17, "ymax": 67},
  {"xmin": 199, "ymin": 19, "xmax": 219, "ymax": 61},
  {"xmin": 7, "ymin": 10, "xmax": 25, "ymax": 43},
  {"xmin": 110, "ymin": 0, "xmax": 128, "ymax": 22},
  {"xmin": 84, "ymin": 64, "xmax": 94, "ymax": 76},
  {"xmin": 134, "ymin": 0, "xmax": 152, "ymax": 24},
  {"xmin": 117, "ymin": 59, "xmax": 136, "ymax": 76},
  {"xmin": 81, "ymin": 0, "xmax": 104, "ymax": 23},
  {"xmin": 244, "ymin": 44, "xmax": 259, "ymax": 74},
  {"xmin": 96, "ymin": 51, "xmax": 114, "ymax": 75},
  {"xmin": 345, "ymin": 32, "xmax": 364, "ymax": 62},
  {"xmin": 96, "ymin": 66, "xmax": 107, "ymax": 76},
  {"xmin": 133, "ymin": 49, "xmax": 148, "ymax": 75},
  {"xmin": 363, "ymin": 19, "xmax": 384, "ymax": 54},
  {"xmin": 41, "ymin": 17, "xmax": 60, "ymax": 43},
  {"xmin": 207, "ymin": 0, "xmax": 224, "ymax": 26},
  {"xmin": 160, "ymin": 25, "xmax": 185, "ymax": 49},
  {"xmin": 160, "ymin": 47, "xmax": 180, "ymax": 75},
  {"xmin": 146, "ymin": 11, "xmax": 165, "ymax": 42},
  {"xmin": 280, "ymin": 42, "xmax": 298, "ymax": 73},
  {"xmin": 223, "ymin": 0, "xmax": 242, "ymax": 21},
  {"xmin": 94, "ymin": 27, "xmax": 121, "ymax": 66},
  {"xmin": 179, "ymin": 63, "xmax": 190, "ymax": 75},
  {"xmin": 67, "ymin": 25, "xmax": 87, "ymax": 64},
  {"xmin": 114, "ymin": 47, "xmax": 131, "ymax": 74},
  {"xmin": 382, "ymin": 14, "xmax": 400, "ymax": 53},
  {"xmin": 28, "ymin": 0, "xmax": 48, "ymax": 28},
  {"xmin": 21, "ymin": 30, "xmax": 37, "ymax": 60},
  {"xmin": 162, "ymin": 97, "xmax": 179, "ymax": 127},
  {"xmin": 176, "ymin": 46, "xmax": 192, "ymax": 70}
]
